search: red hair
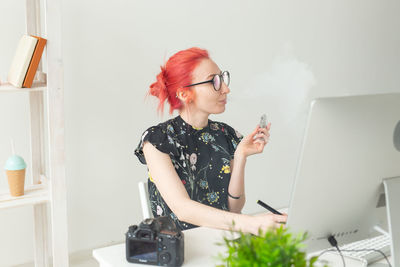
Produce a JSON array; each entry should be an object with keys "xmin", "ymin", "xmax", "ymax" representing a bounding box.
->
[{"xmin": 149, "ymin": 47, "xmax": 210, "ymax": 115}]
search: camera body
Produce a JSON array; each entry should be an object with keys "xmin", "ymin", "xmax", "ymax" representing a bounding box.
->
[{"xmin": 125, "ymin": 216, "xmax": 184, "ymax": 266}]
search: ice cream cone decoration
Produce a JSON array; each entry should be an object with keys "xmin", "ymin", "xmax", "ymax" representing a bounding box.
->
[{"xmin": 4, "ymin": 155, "xmax": 27, "ymax": 197}]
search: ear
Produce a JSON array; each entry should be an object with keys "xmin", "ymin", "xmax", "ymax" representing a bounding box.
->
[{"xmin": 176, "ymin": 88, "xmax": 189, "ymax": 103}]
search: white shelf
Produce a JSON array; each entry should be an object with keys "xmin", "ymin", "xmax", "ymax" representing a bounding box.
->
[
  {"xmin": 0, "ymin": 181, "xmax": 50, "ymax": 210},
  {"xmin": 2, "ymin": 1, "xmax": 69, "ymax": 265},
  {"xmin": 0, "ymin": 81, "xmax": 46, "ymax": 92}
]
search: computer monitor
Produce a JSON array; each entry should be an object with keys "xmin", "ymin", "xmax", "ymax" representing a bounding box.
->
[{"xmin": 286, "ymin": 93, "xmax": 400, "ymax": 265}]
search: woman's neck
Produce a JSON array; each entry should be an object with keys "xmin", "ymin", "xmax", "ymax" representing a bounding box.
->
[{"xmin": 179, "ymin": 110, "xmax": 209, "ymax": 129}]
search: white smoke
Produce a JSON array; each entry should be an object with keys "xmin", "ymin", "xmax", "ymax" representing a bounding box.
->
[{"xmin": 241, "ymin": 43, "xmax": 317, "ymax": 127}]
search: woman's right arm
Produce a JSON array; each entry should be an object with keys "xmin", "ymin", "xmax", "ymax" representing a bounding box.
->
[{"xmin": 142, "ymin": 142, "xmax": 286, "ymax": 235}]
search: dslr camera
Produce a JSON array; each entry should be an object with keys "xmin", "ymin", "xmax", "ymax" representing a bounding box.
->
[{"xmin": 125, "ymin": 216, "xmax": 184, "ymax": 266}]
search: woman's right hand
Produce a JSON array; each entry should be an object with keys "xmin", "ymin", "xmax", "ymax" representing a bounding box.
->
[
  {"xmin": 244, "ymin": 213, "xmax": 288, "ymax": 235},
  {"xmin": 235, "ymin": 123, "xmax": 271, "ymax": 159}
]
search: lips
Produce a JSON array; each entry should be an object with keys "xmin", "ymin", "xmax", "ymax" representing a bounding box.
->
[{"xmin": 219, "ymin": 99, "xmax": 227, "ymax": 104}]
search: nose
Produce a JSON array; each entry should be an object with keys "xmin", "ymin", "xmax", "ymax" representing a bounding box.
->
[{"xmin": 220, "ymin": 81, "xmax": 230, "ymax": 94}]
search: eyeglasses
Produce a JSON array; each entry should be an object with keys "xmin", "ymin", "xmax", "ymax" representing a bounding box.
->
[{"xmin": 184, "ymin": 71, "xmax": 230, "ymax": 91}]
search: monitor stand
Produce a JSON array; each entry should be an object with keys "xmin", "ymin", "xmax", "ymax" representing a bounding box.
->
[{"xmin": 383, "ymin": 176, "xmax": 400, "ymax": 267}]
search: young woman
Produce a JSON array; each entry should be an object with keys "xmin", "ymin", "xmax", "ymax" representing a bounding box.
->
[{"xmin": 135, "ymin": 47, "xmax": 287, "ymax": 235}]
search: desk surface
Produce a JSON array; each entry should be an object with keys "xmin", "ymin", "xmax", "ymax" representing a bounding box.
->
[
  {"xmin": 93, "ymin": 226, "xmax": 228, "ymax": 267},
  {"xmin": 92, "ymin": 226, "xmax": 392, "ymax": 267}
]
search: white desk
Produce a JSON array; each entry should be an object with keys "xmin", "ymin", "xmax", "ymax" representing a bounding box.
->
[
  {"xmin": 92, "ymin": 226, "xmax": 389, "ymax": 267},
  {"xmin": 93, "ymin": 227, "xmax": 228, "ymax": 267}
]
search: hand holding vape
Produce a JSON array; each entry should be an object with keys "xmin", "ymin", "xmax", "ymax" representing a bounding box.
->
[
  {"xmin": 255, "ymin": 114, "xmax": 268, "ymax": 142},
  {"xmin": 260, "ymin": 114, "xmax": 267, "ymax": 129}
]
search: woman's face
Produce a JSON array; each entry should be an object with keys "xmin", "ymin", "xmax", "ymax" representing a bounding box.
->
[{"xmin": 189, "ymin": 58, "xmax": 230, "ymax": 115}]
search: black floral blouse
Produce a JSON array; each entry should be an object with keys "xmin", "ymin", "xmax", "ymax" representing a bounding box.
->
[{"xmin": 134, "ymin": 115, "xmax": 243, "ymax": 230}]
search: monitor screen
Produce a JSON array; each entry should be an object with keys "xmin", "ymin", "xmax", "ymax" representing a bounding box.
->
[{"xmin": 287, "ymin": 93, "xmax": 400, "ymax": 256}]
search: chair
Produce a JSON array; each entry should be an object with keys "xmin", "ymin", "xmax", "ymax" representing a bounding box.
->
[{"xmin": 138, "ymin": 181, "xmax": 153, "ymax": 219}]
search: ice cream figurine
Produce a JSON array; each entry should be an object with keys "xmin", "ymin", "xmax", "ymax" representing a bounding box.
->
[{"xmin": 4, "ymin": 139, "xmax": 27, "ymax": 197}]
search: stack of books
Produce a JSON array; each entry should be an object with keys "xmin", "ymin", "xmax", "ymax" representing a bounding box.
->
[{"xmin": 7, "ymin": 35, "xmax": 47, "ymax": 88}]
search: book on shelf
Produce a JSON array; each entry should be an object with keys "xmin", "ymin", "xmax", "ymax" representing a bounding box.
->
[
  {"xmin": 6, "ymin": 34, "xmax": 47, "ymax": 88},
  {"xmin": 23, "ymin": 35, "xmax": 47, "ymax": 88},
  {"xmin": 7, "ymin": 35, "xmax": 37, "ymax": 87}
]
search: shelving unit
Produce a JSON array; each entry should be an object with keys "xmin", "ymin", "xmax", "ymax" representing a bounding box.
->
[
  {"xmin": 0, "ymin": 0, "xmax": 69, "ymax": 266},
  {"xmin": 0, "ymin": 175, "xmax": 49, "ymax": 209},
  {"xmin": 0, "ymin": 81, "xmax": 46, "ymax": 92}
]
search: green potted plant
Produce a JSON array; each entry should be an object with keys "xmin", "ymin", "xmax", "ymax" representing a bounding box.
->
[{"xmin": 216, "ymin": 225, "xmax": 329, "ymax": 267}]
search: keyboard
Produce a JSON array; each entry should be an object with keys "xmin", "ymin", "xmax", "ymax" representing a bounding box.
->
[{"xmin": 337, "ymin": 234, "xmax": 391, "ymax": 265}]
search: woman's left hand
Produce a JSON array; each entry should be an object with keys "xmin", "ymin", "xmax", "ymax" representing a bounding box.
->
[{"xmin": 235, "ymin": 122, "xmax": 271, "ymax": 158}]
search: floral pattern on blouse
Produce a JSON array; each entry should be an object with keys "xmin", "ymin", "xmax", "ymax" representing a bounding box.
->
[{"xmin": 134, "ymin": 115, "xmax": 243, "ymax": 231}]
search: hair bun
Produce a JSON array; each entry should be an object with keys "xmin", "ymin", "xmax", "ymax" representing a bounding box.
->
[
  {"xmin": 150, "ymin": 66, "xmax": 168, "ymax": 99},
  {"xmin": 160, "ymin": 66, "xmax": 168, "ymax": 89}
]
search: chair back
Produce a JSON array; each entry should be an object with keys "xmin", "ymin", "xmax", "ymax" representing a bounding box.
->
[{"xmin": 138, "ymin": 181, "xmax": 153, "ymax": 219}]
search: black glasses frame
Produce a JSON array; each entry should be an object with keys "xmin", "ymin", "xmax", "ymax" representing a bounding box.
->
[{"xmin": 183, "ymin": 71, "xmax": 230, "ymax": 91}]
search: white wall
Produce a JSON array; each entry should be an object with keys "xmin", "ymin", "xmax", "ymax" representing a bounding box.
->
[{"xmin": 0, "ymin": 0, "xmax": 399, "ymax": 265}]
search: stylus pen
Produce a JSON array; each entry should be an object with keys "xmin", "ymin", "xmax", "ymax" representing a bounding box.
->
[{"xmin": 257, "ymin": 200, "xmax": 283, "ymax": 215}]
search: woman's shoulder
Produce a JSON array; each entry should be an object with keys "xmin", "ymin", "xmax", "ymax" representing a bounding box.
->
[
  {"xmin": 140, "ymin": 116, "xmax": 188, "ymax": 146},
  {"xmin": 143, "ymin": 117, "xmax": 178, "ymax": 135},
  {"xmin": 135, "ymin": 117, "xmax": 180, "ymax": 164}
]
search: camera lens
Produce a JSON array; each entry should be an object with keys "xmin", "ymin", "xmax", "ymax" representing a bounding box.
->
[{"xmin": 159, "ymin": 252, "xmax": 171, "ymax": 264}]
